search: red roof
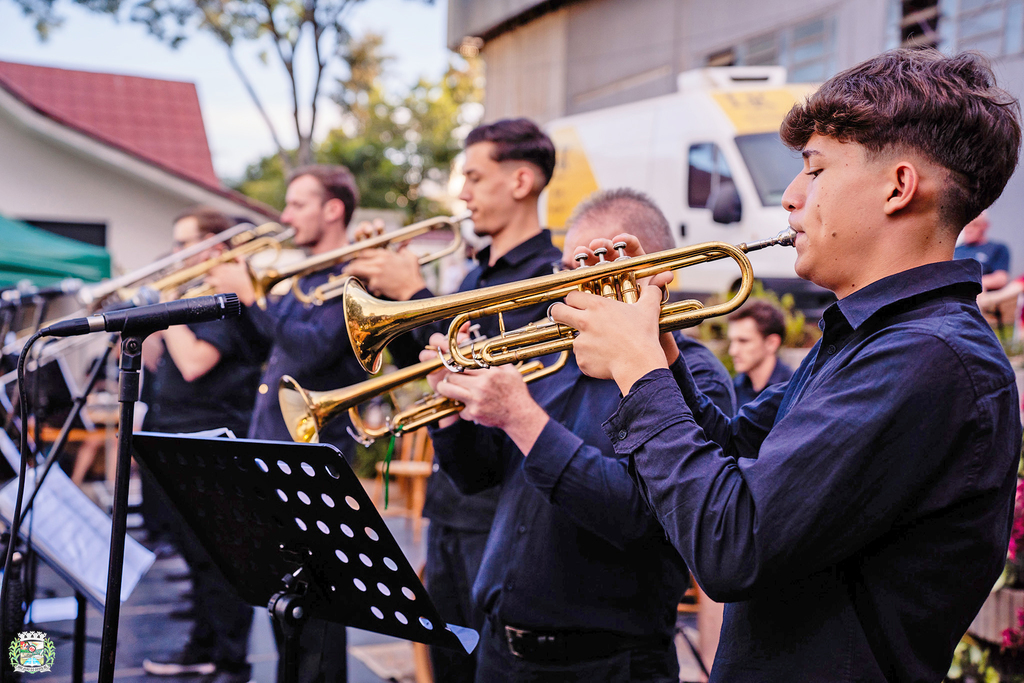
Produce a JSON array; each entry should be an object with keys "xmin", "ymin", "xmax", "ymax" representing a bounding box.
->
[{"xmin": 0, "ymin": 60, "xmax": 221, "ymax": 188}]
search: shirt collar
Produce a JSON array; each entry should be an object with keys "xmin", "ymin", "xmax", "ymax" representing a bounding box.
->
[
  {"xmin": 476, "ymin": 229, "xmax": 553, "ymax": 270},
  {"xmin": 830, "ymin": 259, "xmax": 982, "ymax": 331}
]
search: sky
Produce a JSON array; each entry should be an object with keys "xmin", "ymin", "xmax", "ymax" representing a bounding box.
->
[{"xmin": 0, "ymin": 0, "xmax": 452, "ymax": 182}]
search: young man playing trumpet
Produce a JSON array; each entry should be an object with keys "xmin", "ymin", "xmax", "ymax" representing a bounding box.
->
[
  {"xmin": 344, "ymin": 118, "xmax": 563, "ymax": 682},
  {"xmin": 207, "ymin": 165, "xmax": 366, "ymax": 683},
  {"xmin": 552, "ymin": 49, "xmax": 1022, "ymax": 681},
  {"xmin": 422, "ymin": 189, "xmax": 734, "ymax": 682}
]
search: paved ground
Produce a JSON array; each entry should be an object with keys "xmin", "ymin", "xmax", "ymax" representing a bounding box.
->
[{"xmin": 22, "ymin": 498, "xmax": 705, "ymax": 683}]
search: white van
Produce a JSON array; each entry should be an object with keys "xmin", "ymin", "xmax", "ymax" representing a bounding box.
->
[{"xmin": 541, "ymin": 66, "xmax": 831, "ymax": 309}]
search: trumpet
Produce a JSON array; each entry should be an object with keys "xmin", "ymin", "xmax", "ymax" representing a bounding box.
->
[
  {"xmin": 250, "ymin": 211, "xmax": 469, "ymax": 309},
  {"xmin": 278, "ymin": 346, "xmax": 569, "ymax": 445},
  {"xmin": 128, "ymin": 223, "xmax": 292, "ymax": 302},
  {"xmin": 76, "ymin": 221, "xmax": 279, "ymax": 310},
  {"xmin": 343, "ymin": 229, "xmax": 798, "ymax": 374}
]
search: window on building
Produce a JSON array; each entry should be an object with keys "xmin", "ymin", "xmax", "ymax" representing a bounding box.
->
[
  {"xmin": 953, "ymin": 0, "xmax": 1024, "ymax": 56},
  {"xmin": 900, "ymin": 0, "xmax": 941, "ymax": 48},
  {"xmin": 705, "ymin": 16, "xmax": 836, "ymax": 82},
  {"xmin": 22, "ymin": 219, "xmax": 107, "ymax": 247},
  {"xmin": 688, "ymin": 143, "xmax": 734, "ymax": 209},
  {"xmin": 734, "ymin": 133, "xmax": 804, "ymax": 207}
]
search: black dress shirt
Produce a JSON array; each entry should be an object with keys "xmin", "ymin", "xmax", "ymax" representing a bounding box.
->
[
  {"xmin": 420, "ymin": 230, "xmax": 563, "ymax": 532},
  {"xmin": 732, "ymin": 357, "xmax": 793, "ymax": 407},
  {"xmin": 244, "ymin": 266, "xmax": 368, "ymax": 458},
  {"xmin": 606, "ymin": 259, "xmax": 1021, "ymax": 682},
  {"xmin": 431, "ymin": 339, "xmax": 734, "ymax": 637},
  {"xmin": 143, "ymin": 318, "xmax": 267, "ymax": 435}
]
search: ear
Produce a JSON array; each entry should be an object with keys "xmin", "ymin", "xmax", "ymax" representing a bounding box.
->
[
  {"xmin": 322, "ymin": 197, "xmax": 346, "ymax": 224},
  {"xmin": 765, "ymin": 333, "xmax": 783, "ymax": 354},
  {"xmin": 883, "ymin": 161, "xmax": 919, "ymax": 216},
  {"xmin": 510, "ymin": 165, "xmax": 538, "ymax": 201}
]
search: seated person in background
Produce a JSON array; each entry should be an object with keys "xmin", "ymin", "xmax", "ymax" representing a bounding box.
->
[
  {"xmin": 955, "ymin": 210, "xmax": 1009, "ymax": 291},
  {"xmin": 726, "ymin": 300, "xmax": 793, "ymax": 407}
]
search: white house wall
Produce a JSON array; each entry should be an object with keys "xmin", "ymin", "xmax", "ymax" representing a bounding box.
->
[{"xmin": 0, "ymin": 95, "xmax": 270, "ymax": 276}]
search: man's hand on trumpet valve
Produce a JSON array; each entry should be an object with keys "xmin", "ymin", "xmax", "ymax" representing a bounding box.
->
[
  {"xmin": 345, "ymin": 246, "xmax": 426, "ymax": 301},
  {"xmin": 206, "ymin": 259, "xmax": 257, "ymax": 307},
  {"xmin": 351, "ymin": 218, "xmax": 387, "ymax": 241},
  {"xmin": 549, "ymin": 233, "xmax": 675, "ymax": 395}
]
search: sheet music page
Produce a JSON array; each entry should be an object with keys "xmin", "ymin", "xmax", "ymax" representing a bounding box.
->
[{"xmin": 0, "ymin": 464, "xmax": 155, "ymax": 606}]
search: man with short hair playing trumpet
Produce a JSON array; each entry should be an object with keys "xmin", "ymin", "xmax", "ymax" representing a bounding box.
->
[
  {"xmin": 346, "ymin": 118, "xmax": 564, "ymax": 682},
  {"xmin": 421, "ymin": 189, "xmax": 734, "ymax": 682},
  {"xmin": 552, "ymin": 49, "xmax": 1023, "ymax": 681},
  {"xmin": 207, "ymin": 164, "xmax": 366, "ymax": 683}
]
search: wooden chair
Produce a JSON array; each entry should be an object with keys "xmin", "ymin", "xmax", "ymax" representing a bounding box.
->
[{"xmin": 373, "ymin": 427, "xmax": 434, "ymax": 541}]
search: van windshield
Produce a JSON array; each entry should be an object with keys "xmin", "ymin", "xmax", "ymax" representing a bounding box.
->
[{"xmin": 734, "ymin": 132, "xmax": 804, "ymax": 207}]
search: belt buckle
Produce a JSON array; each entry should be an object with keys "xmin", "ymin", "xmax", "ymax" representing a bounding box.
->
[{"xmin": 504, "ymin": 625, "xmax": 527, "ymax": 659}]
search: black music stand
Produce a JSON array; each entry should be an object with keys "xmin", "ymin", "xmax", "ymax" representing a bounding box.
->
[{"xmin": 131, "ymin": 433, "xmax": 477, "ymax": 683}]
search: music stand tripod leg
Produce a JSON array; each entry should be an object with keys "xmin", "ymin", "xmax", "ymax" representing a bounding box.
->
[{"xmin": 268, "ymin": 567, "xmax": 316, "ymax": 683}]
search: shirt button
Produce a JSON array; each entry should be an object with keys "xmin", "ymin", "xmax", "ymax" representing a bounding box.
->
[
  {"xmin": 258, "ymin": 383, "xmax": 269, "ymax": 394},
  {"xmin": 517, "ymin": 525, "xmax": 526, "ymax": 534},
  {"xmin": 826, "ymin": 344, "xmax": 836, "ymax": 355},
  {"xmin": 617, "ymin": 429, "xmax": 628, "ymax": 440},
  {"xmin": 505, "ymin": 579, "xmax": 515, "ymax": 591},
  {"xmin": 432, "ymin": 463, "xmax": 440, "ymax": 473}
]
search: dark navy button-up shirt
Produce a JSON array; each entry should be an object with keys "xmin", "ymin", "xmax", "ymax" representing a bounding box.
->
[
  {"xmin": 244, "ymin": 265, "xmax": 368, "ymax": 459},
  {"xmin": 420, "ymin": 230, "xmax": 563, "ymax": 532},
  {"xmin": 606, "ymin": 259, "xmax": 1021, "ymax": 682},
  {"xmin": 431, "ymin": 338, "xmax": 734, "ymax": 637},
  {"xmin": 733, "ymin": 357, "xmax": 793, "ymax": 408}
]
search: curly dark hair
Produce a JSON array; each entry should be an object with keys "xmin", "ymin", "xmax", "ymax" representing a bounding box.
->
[{"xmin": 780, "ymin": 49, "xmax": 1021, "ymax": 229}]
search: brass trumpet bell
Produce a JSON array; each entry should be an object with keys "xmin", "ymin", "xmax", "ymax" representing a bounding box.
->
[{"xmin": 344, "ymin": 229, "xmax": 797, "ymax": 375}]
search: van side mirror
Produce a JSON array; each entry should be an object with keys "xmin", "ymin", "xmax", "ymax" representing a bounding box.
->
[{"xmin": 710, "ymin": 177, "xmax": 742, "ymax": 224}]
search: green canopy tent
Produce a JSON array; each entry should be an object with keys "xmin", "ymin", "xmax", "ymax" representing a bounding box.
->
[{"xmin": 0, "ymin": 214, "xmax": 111, "ymax": 287}]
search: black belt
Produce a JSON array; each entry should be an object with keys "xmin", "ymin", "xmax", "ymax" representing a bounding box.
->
[{"xmin": 499, "ymin": 621, "xmax": 660, "ymax": 663}]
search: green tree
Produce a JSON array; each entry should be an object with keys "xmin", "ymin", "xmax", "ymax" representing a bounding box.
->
[
  {"xmin": 236, "ymin": 32, "xmax": 483, "ymax": 220},
  {"xmin": 17, "ymin": 0, "xmax": 431, "ymax": 171}
]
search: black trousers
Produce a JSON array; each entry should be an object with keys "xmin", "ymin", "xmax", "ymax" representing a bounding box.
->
[
  {"xmin": 424, "ymin": 523, "xmax": 490, "ymax": 683},
  {"xmin": 141, "ymin": 466, "xmax": 253, "ymax": 674},
  {"xmin": 177, "ymin": 528, "xmax": 253, "ymax": 674}
]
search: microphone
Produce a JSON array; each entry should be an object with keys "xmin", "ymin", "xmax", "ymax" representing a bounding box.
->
[
  {"xmin": 0, "ymin": 278, "xmax": 82, "ymax": 305},
  {"xmin": 39, "ymin": 294, "xmax": 242, "ymax": 338}
]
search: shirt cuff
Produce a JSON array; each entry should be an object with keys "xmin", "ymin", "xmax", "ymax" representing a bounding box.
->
[
  {"xmin": 522, "ymin": 418, "xmax": 582, "ymax": 501},
  {"xmin": 428, "ymin": 419, "xmax": 473, "ymax": 468},
  {"xmin": 604, "ymin": 368, "xmax": 691, "ymax": 455},
  {"xmin": 410, "ymin": 287, "xmax": 434, "ymax": 301}
]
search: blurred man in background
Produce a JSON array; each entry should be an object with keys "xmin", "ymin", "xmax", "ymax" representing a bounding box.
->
[{"xmin": 726, "ymin": 300, "xmax": 792, "ymax": 407}]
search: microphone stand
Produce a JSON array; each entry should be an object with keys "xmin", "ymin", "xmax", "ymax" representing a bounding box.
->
[{"xmin": 97, "ymin": 333, "xmax": 144, "ymax": 683}]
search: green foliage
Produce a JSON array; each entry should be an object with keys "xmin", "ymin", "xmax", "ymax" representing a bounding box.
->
[
  {"xmin": 234, "ymin": 33, "xmax": 483, "ymax": 220},
  {"xmin": 946, "ymin": 636, "xmax": 1002, "ymax": 683},
  {"xmin": 22, "ymin": 0, "xmax": 434, "ymax": 170},
  {"xmin": 235, "ymin": 153, "xmax": 288, "ymax": 210}
]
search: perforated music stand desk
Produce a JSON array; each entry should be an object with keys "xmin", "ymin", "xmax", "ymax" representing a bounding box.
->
[{"xmin": 131, "ymin": 433, "xmax": 477, "ymax": 673}]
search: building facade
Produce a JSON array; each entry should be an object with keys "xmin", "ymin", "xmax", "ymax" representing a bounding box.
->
[
  {"xmin": 450, "ymin": 0, "xmax": 1024, "ymax": 274},
  {"xmin": 0, "ymin": 61, "xmax": 278, "ymax": 276}
]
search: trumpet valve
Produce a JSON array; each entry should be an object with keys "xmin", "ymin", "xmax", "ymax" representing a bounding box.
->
[
  {"xmin": 592, "ymin": 248, "xmax": 619, "ymax": 298},
  {"xmin": 574, "ymin": 254, "xmax": 598, "ymax": 294}
]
